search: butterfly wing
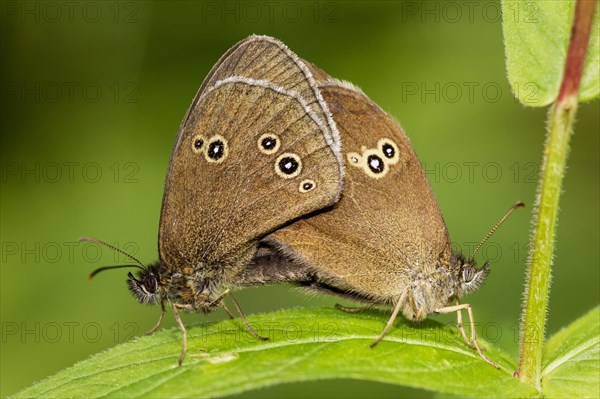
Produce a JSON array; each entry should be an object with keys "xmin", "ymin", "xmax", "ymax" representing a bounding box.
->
[
  {"xmin": 265, "ymin": 81, "xmax": 452, "ymax": 303},
  {"xmin": 172, "ymin": 35, "xmax": 342, "ymax": 175},
  {"xmin": 159, "ymin": 37, "xmax": 343, "ymax": 283}
]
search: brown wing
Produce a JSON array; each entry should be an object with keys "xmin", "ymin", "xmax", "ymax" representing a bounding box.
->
[
  {"xmin": 266, "ymin": 82, "xmax": 452, "ymax": 303},
  {"xmin": 159, "ymin": 37, "xmax": 343, "ymax": 283},
  {"xmin": 172, "ymin": 35, "xmax": 342, "ymax": 175}
]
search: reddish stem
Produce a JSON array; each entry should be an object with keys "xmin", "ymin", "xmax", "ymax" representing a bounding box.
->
[{"xmin": 557, "ymin": 0, "xmax": 597, "ymax": 104}]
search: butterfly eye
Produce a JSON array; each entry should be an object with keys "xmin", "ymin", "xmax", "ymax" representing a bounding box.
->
[
  {"xmin": 460, "ymin": 262, "xmax": 490, "ymax": 294},
  {"xmin": 299, "ymin": 179, "xmax": 316, "ymax": 193},
  {"xmin": 204, "ymin": 134, "xmax": 229, "ymax": 163},
  {"xmin": 127, "ymin": 271, "xmax": 159, "ymax": 305},
  {"xmin": 257, "ymin": 133, "xmax": 280, "ymax": 155},
  {"xmin": 143, "ymin": 275, "xmax": 158, "ymax": 293},
  {"xmin": 275, "ymin": 153, "xmax": 302, "ymax": 179},
  {"xmin": 192, "ymin": 134, "xmax": 206, "ymax": 154},
  {"xmin": 378, "ymin": 138, "xmax": 400, "ymax": 165},
  {"xmin": 462, "ymin": 268, "xmax": 475, "ymax": 283}
]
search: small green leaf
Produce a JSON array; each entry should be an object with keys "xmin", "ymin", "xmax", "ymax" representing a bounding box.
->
[
  {"xmin": 580, "ymin": 6, "xmax": 600, "ymax": 102},
  {"xmin": 12, "ymin": 308, "xmax": 537, "ymax": 398},
  {"xmin": 541, "ymin": 306, "xmax": 600, "ymax": 398},
  {"xmin": 502, "ymin": 1, "xmax": 599, "ymax": 106}
]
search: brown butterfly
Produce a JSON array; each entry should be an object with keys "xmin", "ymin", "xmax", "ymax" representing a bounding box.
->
[
  {"xmin": 85, "ymin": 35, "xmax": 345, "ymax": 365},
  {"xmin": 246, "ymin": 69, "xmax": 523, "ymax": 368}
]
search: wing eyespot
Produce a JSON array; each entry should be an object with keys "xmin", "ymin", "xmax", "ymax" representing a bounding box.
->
[
  {"xmin": 361, "ymin": 149, "xmax": 389, "ymax": 179},
  {"xmin": 257, "ymin": 133, "xmax": 281, "ymax": 155},
  {"xmin": 299, "ymin": 179, "xmax": 316, "ymax": 193},
  {"xmin": 192, "ymin": 134, "xmax": 207, "ymax": 154},
  {"xmin": 346, "ymin": 138, "xmax": 400, "ymax": 179},
  {"xmin": 347, "ymin": 152, "xmax": 362, "ymax": 166},
  {"xmin": 275, "ymin": 153, "xmax": 302, "ymax": 179},
  {"xmin": 378, "ymin": 138, "xmax": 399, "ymax": 165},
  {"xmin": 204, "ymin": 134, "xmax": 229, "ymax": 163}
]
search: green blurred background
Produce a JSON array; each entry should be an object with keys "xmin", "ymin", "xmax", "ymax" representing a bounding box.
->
[{"xmin": 1, "ymin": 1, "xmax": 598, "ymax": 397}]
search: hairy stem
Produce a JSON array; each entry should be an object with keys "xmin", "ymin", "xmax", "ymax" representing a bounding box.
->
[{"xmin": 518, "ymin": 0, "xmax": 597, "ymax": 388}]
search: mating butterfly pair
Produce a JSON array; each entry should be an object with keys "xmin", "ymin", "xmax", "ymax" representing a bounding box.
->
[{"xmin": 87, "ymin": 35, "xmax": 522, "ymax": 368}]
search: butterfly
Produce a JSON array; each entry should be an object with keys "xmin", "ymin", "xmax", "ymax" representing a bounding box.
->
[
  {"xmin": 85, "ymin": 35, "xmax": 345, "ymax": 365},
  {"xmin": 85, "ymin": 35, "xmax": 521, "ymax": 368},
  {"xmin": 246, "ymin": 65, "xmax": 523, "ymax": 368}
]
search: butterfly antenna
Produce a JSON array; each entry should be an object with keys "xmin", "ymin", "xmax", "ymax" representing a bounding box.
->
[
  {"xmin": 87, "ymin": 264, "xmax": 144, "ymax": 281},
  {"xmin": 469, "ymin": 201, "xmax": 525, "ymax": 262},
  {"xmin": 79, "ymin": 237, "xmax": 146, "ymax": 281}
]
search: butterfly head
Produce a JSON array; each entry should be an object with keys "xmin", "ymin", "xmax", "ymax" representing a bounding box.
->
[
  {"xmin": 83, "ymin": 237, "xmax": 170, "ymax": 307},
  {"xmin": 126, "ymin": 262, "xmax": 221, "ymax": 312},
  {"xmin": 127, "ymin": 263, "xmax": 162, "ymax": 305},
  {"xmin": 456, "ymin": 256, "xmax": 490, "ymax": 296}
]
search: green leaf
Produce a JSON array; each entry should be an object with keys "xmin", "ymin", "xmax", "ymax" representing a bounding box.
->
[
  {"xmin": 502, "ymin": 1, "xmax": 600, "ymax": 106},
  {"xmin": 12, "ymin": 308, "xmax": 537, "ymax": 398},
  {"xmin": 580, "ymin": 5, "xmax": 600, "ymax": 102},
  {"xmin": 541, "ymin": 306, "xmax": 600, "ymax": 398}
]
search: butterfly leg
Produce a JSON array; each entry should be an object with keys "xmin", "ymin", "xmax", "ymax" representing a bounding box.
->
[
  {"xmin": 145, "ymin": 300, "xmax": 166, "ymax": 336},
  {"xmin": 207, "ymin": 289, "xmax": 234, "ymax": 320},
  {"xmin": 222, "ymin": 304, "xmax": 235, "ymax": 320},
  {"xmin": 225, "ymin": 293, "xmax": 269, "ymax": 341},
  {"xmin": 335, "ymin": 303, "xmax": 374, "ymax": 313},
  {"xmin": 454, "ymin": 299, "xmax": 477, "ymax": 349},
  {"xmin": 370, "ymin": 291, "xmax": 407, "ymax": 348},
  {"xmin": 207, "ymin": 288, "xmax": 231, "ymax": 307},
  {"xmin": 171, "ymin": 302, "xmax": 187, "ymax": 366},
  {"xmin": 206, "ymin": 289, "xmax": 236, "ymax": 321},
  {"xmin": 435, "ymin": 303, "xmax": 500, "ymax": 369}
]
